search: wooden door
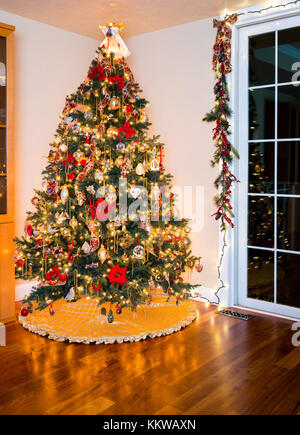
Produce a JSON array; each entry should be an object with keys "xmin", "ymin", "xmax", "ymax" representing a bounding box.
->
[{"xmin": 0, "ymin": 22, "xmax": 15, "ymax": 322}]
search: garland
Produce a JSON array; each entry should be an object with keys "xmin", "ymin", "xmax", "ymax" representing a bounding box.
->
[{"xmin": 203, "ymin": 13, "xmax": 239, "ymax": 230}]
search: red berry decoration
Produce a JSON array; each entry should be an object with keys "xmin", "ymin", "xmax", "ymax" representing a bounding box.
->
[{"xmin": 20, "ymin": 307, "xmax": 29, "ymax": 317}]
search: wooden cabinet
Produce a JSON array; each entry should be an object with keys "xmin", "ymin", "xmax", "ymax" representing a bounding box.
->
[{"xmin": 0, "ymin": 22, "xmax": 15, "ymax": 322}]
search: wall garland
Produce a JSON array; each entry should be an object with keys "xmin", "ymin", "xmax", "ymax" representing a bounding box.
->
[{"xmin": 203, "ymin": 13, "xmax": 239, "ymax": 231}]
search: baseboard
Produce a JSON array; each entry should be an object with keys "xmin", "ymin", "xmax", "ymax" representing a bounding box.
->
[
  {"xmin": 15, "ymin": 281, "xmax": 39, "ymax": 302},
  {"xmin": 189, "ymin": 285, "xmax": 229, "ymax": 307}
]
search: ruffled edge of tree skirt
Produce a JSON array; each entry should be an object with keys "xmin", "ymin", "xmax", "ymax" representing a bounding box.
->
[
  {"xmin": 18, "ymin": 295, "xmax": 197, "ymax": 344},
  {"xmin": 18, "ymin": 310, "xmax": 196, "ymax": 344}
]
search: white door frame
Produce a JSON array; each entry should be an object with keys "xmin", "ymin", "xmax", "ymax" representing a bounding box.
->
[{"xmin": 223, "ymin": 7, "xmax": 300, "ymax": 319}]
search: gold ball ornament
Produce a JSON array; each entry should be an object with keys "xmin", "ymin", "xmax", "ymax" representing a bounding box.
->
[
  {"xmin": 115, "ymin": 156, "xmax": 124, "ymax": 167},
  {"xmin": 107, "ymin": 221, "xmax": 115, "ymax": 231},
  {"xmin": 107, "ymin": 126, "xmax": 118, "ymax": 137},
  {"xmin": 109, "ymin": 97, "xmax": 120, "ymax": 110},
  {"xmin": 138, "ymin": 143, "xmax": 147, "ymax": 152},
  {"xmin": 69, "ymin": 217, "xmax": 78, "ymax": 228},
  {"xmin": 61, "ymin": 227, "xmax": 71, "ymax": 238}
]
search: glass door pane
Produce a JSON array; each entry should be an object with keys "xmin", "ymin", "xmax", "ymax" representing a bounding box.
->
[{"xmin": 247, "ymin": 25, "xmax": 300, "ymax": 313}]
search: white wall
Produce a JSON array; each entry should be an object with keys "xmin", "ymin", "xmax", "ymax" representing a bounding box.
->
[
  {"xmin": 0, "ymin": 11, "xmax": 98, "ymax": 300},
  {"xmin": 126, "ymin": 18, "xmax": 219, "ymax": 294},
  {"xmin": 0, "ymin": 10, "xmax": 98, "ymax": 236},
  {"xmin": 2, "ymin": 10, "xmax": 220, "ymax": 300}
]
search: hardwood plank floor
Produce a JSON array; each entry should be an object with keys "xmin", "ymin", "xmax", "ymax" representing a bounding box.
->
[{"xmin": 0, "ymin": 301, "xmax": 299, "ymax": 415}]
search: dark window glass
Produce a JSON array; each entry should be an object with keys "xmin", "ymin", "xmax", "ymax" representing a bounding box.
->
[
  {"xmin": 248, "ymin": 196, "xmax": 274, "ymax": 248},
  {"xmin": 277, "ymin": 197, "xmax": 300, "ymax": 251},
  {"xmin": 249, "ymin": 32, "xmax": 275, "ymax": 87},
  {"xmin": 278, "ymin": 26, "xmax": 300, "ymax": 84},
  {"xmin": 277, "ymin": 141, "xmax": 300, "ymax": 194},
  {"xmin": 277, "ymin": 252, "xmax": 300, "ymax": 308},
  {"xmin": 278, "ymin": 85, "xmax": 300, "ymax": 139},
  {"xmin": 248, "ymin": 248, "xmax": 274, "ymax": 302},
  {"xmin": 249, "ymin": 88, "xmax": 275, "ymax": 140},
  {"xmin": 249, "ymin": 142, "xmax": 274, "ymax": 193}
]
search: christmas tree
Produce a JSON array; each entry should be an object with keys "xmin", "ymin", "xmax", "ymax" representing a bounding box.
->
[{"xmin": 15, "ymin": 23, "xmax": 197, "ymax": 313}]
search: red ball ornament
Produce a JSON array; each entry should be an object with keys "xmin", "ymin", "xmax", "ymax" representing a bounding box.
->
[
  {"xmin": 20, "ymin": 307, "xmax": 29, "ymax": 317},
  {"xmin": 26, "ymin": 225, "xmax": 33, "ymax": 236},
  {"xmin": 59, "ymin": 273, "xmax": 67, "ymax": 282},
  {"xmin": 67, "ymin": 172, "xmax": 75, "ymax": 181},
  {"xmin": 16, "ymin": 259, "xmax": 24, "ymax": 268},
  {"xmin": 80, "ymin": 159, "xmax": 87, "ymax": 166}
]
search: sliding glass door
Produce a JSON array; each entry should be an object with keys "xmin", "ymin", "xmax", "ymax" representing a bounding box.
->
[{"xmin": 237, "ymin": 14, "xmax": 300, "ymax": 318}]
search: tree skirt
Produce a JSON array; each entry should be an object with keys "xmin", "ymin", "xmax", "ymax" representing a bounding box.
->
[{"xmin": 18, "ymin": 292, "xmax": 197, "ymax": 344}]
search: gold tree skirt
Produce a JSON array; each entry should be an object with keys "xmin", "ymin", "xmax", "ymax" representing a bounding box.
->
[{"xmin": 18, "ymin": 292, "xmax": 197, "ymax": 344}]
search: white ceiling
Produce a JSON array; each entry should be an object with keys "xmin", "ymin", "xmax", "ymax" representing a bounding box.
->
[{"xmin": 0, "ymin": 0, "xmax": 268, "ymax": 39}]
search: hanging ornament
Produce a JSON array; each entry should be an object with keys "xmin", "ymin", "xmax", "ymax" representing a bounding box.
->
[
  {"xmin": 95, "ymin": 169, "xmax": 104, "ymax": 183},
  {"xmin": 107, "ymin": 126, "xmax": 118, "ymax": 137},
  {"xmin": 115, "ymin": 156, "xmax": 123, "ymax": 167},
  {"xmin": 97, "ymin": 244, "xmax": 107, "ymax": 263},
  {"xmin": 69, "ymin": 217, "xmax": 78, "ymax": 228},
  {"xmin": 74, "ymin": 150, "xmax": 85, "ymax": 161},
  {"xmin": 106, "ymin": 221, "xmax": 115, "ymax": 231},
  {"xmin": 133, "ymin": 245, "xmax": 145, "ymax": 259},
  {"xmin": 60, "ymin": 227, "xmax": 71, "ymax": 237},
  {"xmin": 116, "ymin": 142, "xmax": 126, "ymax": 152},
  {"xmin": 60, "ymin": 185, "xmax": 69, "ymax": 204},
  {"xmin": 185, "ymin": 226, "xmax": 192, "ymax": 234},
  {"xmin": 181, "ymin": 237, "xmax": 191, "ymax": 248},
  {"xmin": 20, "ymin": 306, "xmax": 29, "ymax": 317},
  {"xmin": 49, "ymin": 303, "xmax": 55, "ymax": 316},
  {"xmin": 195, "ymin": 257, "xmax": 203, "ymax": 272},
  {"xmin": 31, "ymin": 196, "xmax": 40, "ymax": 206},
  {"xmin": 116, "ymin": 304, "xmax": 122, "ymax": 315},
  {"xmin": 119, "ymin": 233, "xmax": 133, "ymax": 249},
  {"xmin": 82, "ymin": 241, "xmax": 91, "ymax": 255},
  {"xmin": 59, "ymin": 143, "xmax": 68, "ymax": 153},
  {"xmin": 135, "ymin": 162, "xmax": 145, "ymax": 176},
  {"xmin": 109, "ymin": 97, "xmax": 120, "ymax": 110},
  {"xmin": 55, "ymin": 211, "xmax": 69, "ymax": 225},
  {"xmin": 94, "ymin": 147, "xmax": 101, "ymax": 159},
  {"xmin": 138, "ymin": 143, "xmax": 147, "ymax": 152},
  {"xmin": 114, "ymin": 216, "xmax": 121, "ymax": 227},
  {"xmin": 65, "ymin": 287, "xmax": 75, "ymax": 301},
  {"xmin": 121, "ymin": 253, "xmax": 129, "ymax": 263},
  {"xmin": 150, "ymin": 150, "xmax": 160, "ymax": 172},
  {"xmin": 84, "ymin": 111, "xmax": 93, "ymax": 121},
  {"xmin": 90, "ymin": 237, "xmax": 100, "ymax": 252},
  {"xmin": 108, "ymin": 308, "xmax": 114, "ymax": 323},
  {"xmin": 140, "ymin": 112, "xmax": 148, "ymax": 123},
  {"xmin": 84, "ymin": 132, "xmax": 91, "ymax": 145},
  {"xmin": 86, "ymin": 185, "xmax": 95, "ymax": 195},
  {"xmin": 129, "ymin": 186, "xmax": 141, "ymax": 199}
]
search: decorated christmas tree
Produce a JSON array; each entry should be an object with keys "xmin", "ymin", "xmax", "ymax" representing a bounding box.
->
[{"xmin": 15, "ymin": 23, "xmax": 198, "ymax": 320}]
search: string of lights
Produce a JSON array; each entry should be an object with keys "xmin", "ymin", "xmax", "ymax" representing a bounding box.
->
[{"xmin": 225, "ymin": 0, "xmax": 300, "ymax": 18}]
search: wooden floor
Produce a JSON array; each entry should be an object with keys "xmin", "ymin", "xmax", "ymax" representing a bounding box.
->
[{"xmin": 0, "ymin": 301, "xmax": 299, "ymax": 415}]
